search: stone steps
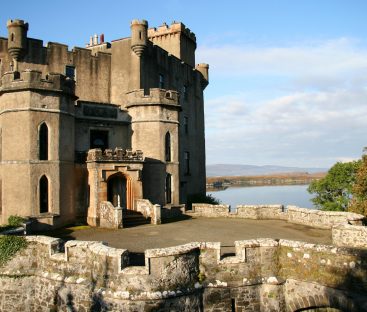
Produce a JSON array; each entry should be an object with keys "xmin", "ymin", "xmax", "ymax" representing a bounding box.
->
[{"xmin": 123, "ymin": 210, "xmax": 150, "ymax": 227}]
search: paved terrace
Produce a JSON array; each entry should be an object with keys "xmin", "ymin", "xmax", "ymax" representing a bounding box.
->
[{"xmin": 52, "ymin": 216, "xmax": 332, "ymax": 253}]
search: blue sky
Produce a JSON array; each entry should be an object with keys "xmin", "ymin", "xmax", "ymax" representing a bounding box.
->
[{"xmin": 1, "ymin": 1, "xmax": 367, "ymax": 168}]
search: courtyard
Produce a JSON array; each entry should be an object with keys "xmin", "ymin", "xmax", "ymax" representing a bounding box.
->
[{"xmin": 50, "ymin": 216, "xmax": 332, "ymax": 253}]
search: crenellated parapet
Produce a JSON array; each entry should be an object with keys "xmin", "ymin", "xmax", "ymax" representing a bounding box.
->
[
  {"xmin": 0, "ymin": 236, "xmax": 366, "ymax": 311},
  {"xmin": 126, "ymin": 88, "xmax": 180, "ymax": 108},
  {"xmin": 0, "ymin": 69, "xmax": 75, "ymax": 95},
  {"xmin": 86, "ymin": 147, "xmax": 144, "ymax": 162},
  {"xmin": 147, "ymin": 21, "xmax": 197, "ymax": 67},
  {"xmin": 148, "ymin": 21, "xmax": 196, "ymax": 43}
]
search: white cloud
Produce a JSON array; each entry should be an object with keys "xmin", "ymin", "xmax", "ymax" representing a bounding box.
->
[
  {"xmin": 205, "ymin": 88, "xmax": 367, "ymax": 167},
  {"xmin": 199, "ymin": 37, "xmax": 367, "ymax": 167}
]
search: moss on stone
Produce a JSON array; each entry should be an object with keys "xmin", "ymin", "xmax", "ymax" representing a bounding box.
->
[{"xmin": 0, "ymin": 235, "xmax": 28, "ymax": 267}]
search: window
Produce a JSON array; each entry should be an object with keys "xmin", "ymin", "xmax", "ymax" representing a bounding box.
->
[
  {"xmin": 65, "ymin": 65, "xmax": 75, "ymax": 80},
  {"xmin": 184, "ymin": 117, "xmax": 189, "ymax": 134},
  {"xmin": 165, "ymin": 173, "xmax": 172, "ymax": 204},
  {"xmin": 183, "ymin": 85, "xmax": 188, "ymax": 100},
  {"xmin": 165, "ymin": 132, "xmax": 171, "ymax": 162},
  {"xmin": 39, "ymin": 123, "xmax": 48, "ymax": 160},
  {"xmin": 90, "ymin": 130, "xmax": 109, "ymax": 150},
  {"xmin": 159, "ymin": 74, "xmax": 165, "ymax": 89},
  {"xmin": 184, "ymin": 152, "xmax": 190, "ymax": 175},
  {"xmin": 40, "ymin": 175, "xmax": 49, "ymax": 213}
]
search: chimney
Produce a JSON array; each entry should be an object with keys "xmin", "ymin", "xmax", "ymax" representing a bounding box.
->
[{"xmin": 100, "ymin": 33, "xmax": 104, "ymax": 43}]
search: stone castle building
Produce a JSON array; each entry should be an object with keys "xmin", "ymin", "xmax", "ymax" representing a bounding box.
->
[{"xmin": 0, "ymin": 19, "xmax": 209, "ymax": 228}]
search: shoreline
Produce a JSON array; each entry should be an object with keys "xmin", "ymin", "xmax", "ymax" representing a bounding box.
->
[{"xmin": 206, "ymin": 172, "xmax": 326, "ymax": 190}]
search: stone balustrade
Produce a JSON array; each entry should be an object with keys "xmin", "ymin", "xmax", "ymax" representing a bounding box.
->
[{"xmin": 86, "ymin": 147, "xmax": 144, "ymax": 162}]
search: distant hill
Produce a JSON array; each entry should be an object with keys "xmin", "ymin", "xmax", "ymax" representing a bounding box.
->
[{"xmin": 206, "ymin": 164, "xmax": 328, "ymax": 177}]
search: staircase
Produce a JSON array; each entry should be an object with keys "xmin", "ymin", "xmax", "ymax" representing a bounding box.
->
[{"xmin": 123, "ymin": 210, "xmax": 151, "ymax": 227}]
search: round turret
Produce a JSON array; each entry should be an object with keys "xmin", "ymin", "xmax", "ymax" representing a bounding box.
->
[
  {"xmin": 196, "ymin": 63, "xmax": 209, "ymax": 81},
  {"xmin": 7, "ymin": 19, "xmax": 29, "ymax": 60},
  {"xmin": 130, "ymin": 19, "xmax": 148, "ymax": 57}
]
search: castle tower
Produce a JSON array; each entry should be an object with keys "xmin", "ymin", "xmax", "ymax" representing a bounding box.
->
[
  {"xmin": 0, "ymin": 70, "xmax": 76, "ymax": 227},
  {"xmin": 148, "ymin": 22, "xmax": 197, "ymax": 67},
  {"xmin": 130, "ymin": 19, "xmax": 148, "ymax": 57},
  {"xmin": 7, "ymin": 19, "xmax": 28, "ymax": 71},
  {"xmin": 126, "ymin": 89, "xmax": 181, "ymax": 206},
  {"xmin": 195, "ymin": 63, "xmax": 210, "ymax": 89}
]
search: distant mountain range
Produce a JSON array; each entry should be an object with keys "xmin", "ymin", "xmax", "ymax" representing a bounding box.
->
[{"xmin": 206, "ymin": 164, "xmax": 328, "ymax": 177}]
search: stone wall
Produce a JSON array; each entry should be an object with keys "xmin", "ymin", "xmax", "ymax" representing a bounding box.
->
[
  {"xmin": 189, "ymin": 203, "xmax": 364, "ymax": 229},
  {"xmin": 0, "ymin": 235, "xmax": 366, "ymax": 311},
  {"xmin": 332, "ymin": 224, "xmax": 367, "ymax": 248}
]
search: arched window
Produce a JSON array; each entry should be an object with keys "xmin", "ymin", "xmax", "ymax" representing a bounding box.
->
[
  {"xmin": 39, "ymin": 175, "xmax": 49, "ymax": 213},
  {"xmin": 165, "ymin": 173, "xmax": 172, "ymax": 204},
  {"xmin": 165, "ymin": 132, "xmax": 171, "ymax": 162},
  {"xmin": 39, "ymin": 123, "xmax": 48, "ymax": 160}
]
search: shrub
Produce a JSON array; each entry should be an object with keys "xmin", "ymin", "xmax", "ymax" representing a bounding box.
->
[
  {"xmin": 8, "ymin": 215, "xmax": 26, "ymax": 227},
  {"xmin": 186, "ymin": 193, "xmax": 221, "ymax": 209}
]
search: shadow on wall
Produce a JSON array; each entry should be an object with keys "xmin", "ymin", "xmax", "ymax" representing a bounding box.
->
[{"xmin": 285, "ymin": 248, "xmax": 367, "ymax": 312}]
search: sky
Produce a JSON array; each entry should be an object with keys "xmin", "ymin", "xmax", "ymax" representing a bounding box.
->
[{"xmin": 1, "ymin": 0, "xmax": 367, "ymax": 168}]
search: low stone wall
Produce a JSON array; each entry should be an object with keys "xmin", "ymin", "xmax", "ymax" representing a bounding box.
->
[
  {"xmin": 332, "ymin": 224, "xmax": 367, "ymax": 248},
  {"xmin": 1, "ymin": 235, "xmax": 366, "ymax": 311},
  {"xmin": 190, "ymin": 203, "xmax": 364, "ymax": 229},
  {"xmin": 236, "ymin": 204, "xmax": 287, "ymax": 220},
  {"xmin": 286, "ymin": 205, "xmax": 364, "ymax": 229}
]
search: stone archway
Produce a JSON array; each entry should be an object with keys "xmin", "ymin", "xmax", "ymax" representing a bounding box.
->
[{"xmin": 107, "ymin": 173, "xmax": 127, "ymax": 208}]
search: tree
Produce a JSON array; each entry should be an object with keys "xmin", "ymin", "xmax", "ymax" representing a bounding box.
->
[
  {"xmin": 349, "ymin": 154, "xmax": 367, "ymax": 217},
  {"xmin": 308, "ymin": 161, "xmax": 361, "ymax": 211}
]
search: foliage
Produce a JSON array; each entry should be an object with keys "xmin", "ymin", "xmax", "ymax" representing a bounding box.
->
[
  {"xmin": 349, "ymin": 154, "xmax": 367, "ymax": 217},
  {"xmin": 7, "ymin": 215, "xmax": 26, "ymax": 227},
  {"xmin": 0, "ymin": 235, "xmax": 28, "ymax": 267},
  {"xmin": 307, "ymin": 161, "xmax": 361, "ymax": 211},
  {"xmin": 187, "ymin": 193, "xmax": 221, "ymax": 209}
]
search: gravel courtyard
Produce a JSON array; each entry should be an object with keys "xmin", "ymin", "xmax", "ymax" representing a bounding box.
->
[{"xmin": 52, "ymin": 216, "xmax": 332, "ymax": 253}]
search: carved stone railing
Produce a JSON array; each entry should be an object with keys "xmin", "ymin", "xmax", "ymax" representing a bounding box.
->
[
  {"xmin": 87, "ymin": 148, "xmax": 144, "ymax": 162},
  {"xmin": 136, "ymin": 199, "xmax": 161, "ymax": 225},
  {"xmin": 99, "ymin": 201, "xmax": 123, "ymax": 229}
]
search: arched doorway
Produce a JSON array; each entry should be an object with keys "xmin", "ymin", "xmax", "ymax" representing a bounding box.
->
[{"xmin": 107, "ymin": 174, "xmax": 127, "ymax": 208}]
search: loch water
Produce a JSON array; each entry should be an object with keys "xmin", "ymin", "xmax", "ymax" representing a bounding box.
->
[{"xmin": 207, "ymin": 184, "xmax": 315, "ymax": 209}]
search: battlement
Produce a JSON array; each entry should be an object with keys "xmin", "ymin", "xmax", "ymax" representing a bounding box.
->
[
  {"xmin": 126, "ymin": 88, "xmax": 180, "ymax": 107},
  {"xmin": 0, "ymin": 234, "xmax": 366, "ymax": 311},
  {"xmin": 86, "ymin": 147, "xmax": 144, "ymax": 162},
  {"xmin": 0, "ymin": 70, "xmax": 75, "ymax": 95},
  {"xmin": 148, "ymin": 21, "xmax": 196, "ymax": 42},
  {"xmin": 7, "ymin": 19, "xmax": 28, "ymax": 29}
]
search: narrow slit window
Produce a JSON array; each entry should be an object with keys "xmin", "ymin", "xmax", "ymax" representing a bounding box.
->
[
  {"xmin": 165, "ymin": 132, "xmax": 171, "ymax": 162},
  {"xmin": 165, "ymin": 173, "xmax": 172, "ymax": 204},
  {"xmin": 159, "ymin": 74, "xmax": 165, "ymax": 89},
  {"xmin": 184, "ymin": 117, "xmax": 189, "ymax": 134},
  {"xmin": 184, "ymin": 151, "xmax": 190, "ymax": 175},
  {"xmin": 40, "ymin": 175, "xmax": 49, "ymax": 213},
  {"xmin": 39, "ymin": 123, "xmax": 48, "ymax": 160}
]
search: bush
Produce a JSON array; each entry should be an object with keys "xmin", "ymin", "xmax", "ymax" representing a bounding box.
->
[
  {"xmin": 0, "ymin": 235, "xmax": 28, "ymax": 267},
  {"xmin": 186, "ymin": 193, "xmax": 221, "ymax": 209},
  {"xmin": 8, "ymin": 215, "xmax": 26, "ymax": 227}
]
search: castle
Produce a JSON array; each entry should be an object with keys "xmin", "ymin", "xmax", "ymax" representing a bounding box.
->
[{"xmin": 0, "ymin": 19, "xmax": 208, "ymax": 228}]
